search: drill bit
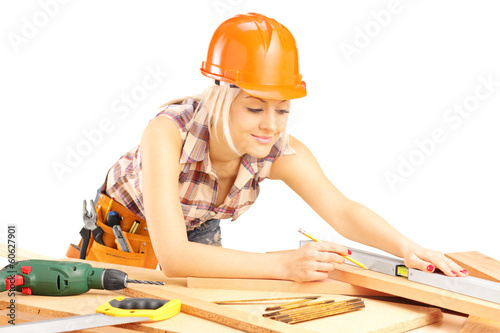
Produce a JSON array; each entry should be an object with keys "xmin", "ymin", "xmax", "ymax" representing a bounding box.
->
[{"xmin": 127, "ymin": 279, "xmax": 165, "ymax": 285}]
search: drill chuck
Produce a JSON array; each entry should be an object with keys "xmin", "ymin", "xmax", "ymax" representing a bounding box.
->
[
  {"xmin": 101, "ymin": 269, "xmax": 129, "ymax": 290},
  {"xmin": 99, "ymin": 269, "xmax": 165, "ymax": 290}
]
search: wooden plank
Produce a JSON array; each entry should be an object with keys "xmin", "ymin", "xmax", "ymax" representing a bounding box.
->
[
  {"xmin": 0, "ymin": 290, "xmax": 236, "ymax": 333},
  {"xmin": 0, "ymin": 258, "xmax": 311, "ymax": 333},
  {"xmin": 415, "ymin": 312, "xmax": 467, "ymax": 333},
  {"xmin": 0, "ymin": 258, "xmax": 445, "ymax": 332},
  {"xmin": 89, "ymin": 261, "xmax": 443, "ymax": 332},
  {"xmin": 329, "ymin": 263, "xmax": 500, "ymax": 321},
  {"xmin": 0, "ymin": 293, "xmax": 173, "ymax": 332},
  {"xmin": 0, "ymin": 290, "xmax": 182, "ymax": 333},
  {"xmin": 187, "ymin": 277, "xmax": 392, "ymax": 297},
  {"xmin": 121, "ymin": 285, "xmax": 315, "ymax": 333},
  {"xmin": 122, "ymin": 283, "xmax": 443, "ymax": 333},
  {"xmin": 460, "ymin": 315, "xmax": 500, "ymax": 333},
  {"xmin": 58, "ymin": 259, "xmax": 442, "ymax": 332},
  {"xmin": 445, "ymin": 251, "xmax": 500, "ymax": 282}
]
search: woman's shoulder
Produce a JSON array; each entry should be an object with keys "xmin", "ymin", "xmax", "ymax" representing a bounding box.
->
[
  {"xmin": 268, "ymin": 135, "xmax": 316, "ymax": 180},
  {"xmin": 154, "ymin": 96, "xmax": 202, "ymax": 132}
]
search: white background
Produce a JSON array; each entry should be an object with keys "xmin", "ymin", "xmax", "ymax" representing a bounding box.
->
[{"xmin": 1, "ymin": 0, "xmax": 499, "ymax": 267}]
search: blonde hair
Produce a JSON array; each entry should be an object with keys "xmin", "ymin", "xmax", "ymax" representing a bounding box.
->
[
  {"xmin": 202, "ymin": 84, "xmax": 242, "ymax": 155},
  {"xmin": 161, "ymin": 84, "xmax": 290, "ymax": 157}
]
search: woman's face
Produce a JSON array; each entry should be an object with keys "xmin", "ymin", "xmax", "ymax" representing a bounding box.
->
[{"xmin": 229, "ymin": 91, "xmax": 290, "ymax": 158}]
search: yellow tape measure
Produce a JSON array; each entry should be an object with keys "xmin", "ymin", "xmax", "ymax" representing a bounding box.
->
[
  {"xmin": 96, "ymin": 296, "xmax": 181, "ymax": 321},
  {"xmin": 3, "ymin": 297, "xmax": 181, "ymax": 331}
]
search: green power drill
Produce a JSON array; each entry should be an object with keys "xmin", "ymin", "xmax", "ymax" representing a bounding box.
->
[{"xmin": 0, "ymin": 259, "xmax": 164, "ymax": 296}]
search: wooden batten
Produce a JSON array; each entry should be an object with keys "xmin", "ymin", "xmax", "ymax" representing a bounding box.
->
[
  {"xmin": 187, "ymin": 277, "xmax": 391, "ymax": 297},
  {"xmin": 329, "ymin": 263, "xmax": 500, "ymax": 321},
  {"xmin": 446, "ymin": 251, "xmax": 500, "ymax": 283}
]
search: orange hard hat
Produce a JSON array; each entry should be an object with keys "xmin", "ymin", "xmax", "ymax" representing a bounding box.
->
[{"xmin": 201, "ymin": 13, "xmax": 306, "ymax": 100}]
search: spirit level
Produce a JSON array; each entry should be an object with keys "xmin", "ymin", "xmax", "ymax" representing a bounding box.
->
[
  {"xmin": 298, "ymin": 240, "xmax": 500, "ymax": 304},
  {"xmin": 347, "ymin": 247, "xmax": 500, "ymax": 304}
]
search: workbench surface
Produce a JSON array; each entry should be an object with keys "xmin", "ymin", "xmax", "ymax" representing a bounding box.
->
[{"xmin": 0, "ymin": 259, "xmax": 477, "ymax": 332}]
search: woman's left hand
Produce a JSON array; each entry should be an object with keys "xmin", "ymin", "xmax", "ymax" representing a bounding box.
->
[{"xmin": 403, "ymin": 246, "xmax": 469, "ymax": 277}]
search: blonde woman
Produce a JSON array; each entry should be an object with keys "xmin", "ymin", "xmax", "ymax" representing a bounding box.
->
[{"xmin": 102, "ymin": 13, "xmax": 467, "ymax": 281}]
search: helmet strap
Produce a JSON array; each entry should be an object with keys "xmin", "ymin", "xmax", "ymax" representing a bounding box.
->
[{"xmin": 215, "ymin": 80, "xmax": 238, "ymax": 89}]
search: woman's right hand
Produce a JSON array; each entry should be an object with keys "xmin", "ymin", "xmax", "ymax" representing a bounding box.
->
[{"xmin": 281, "ymin": 242, "xmax": 350, "ymax": 282}]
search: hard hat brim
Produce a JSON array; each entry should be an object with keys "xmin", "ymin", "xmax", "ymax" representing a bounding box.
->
[
  {"xmin": 236, "ymin": 81, "xmax": 307, "ymax": 101},
  {"xmin": 202, "ymin": 67, "xmax": 307, "ymax": 100}
]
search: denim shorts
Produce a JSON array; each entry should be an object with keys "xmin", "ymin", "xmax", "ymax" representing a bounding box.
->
[{"xmin": 187, "ymin": 219, "xmax": 222, "ymax": 246}]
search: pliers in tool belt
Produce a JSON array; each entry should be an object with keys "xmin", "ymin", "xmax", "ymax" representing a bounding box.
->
[{"xmin": 79, "ymin": 199, "xmax": 104, "ymax": 259}]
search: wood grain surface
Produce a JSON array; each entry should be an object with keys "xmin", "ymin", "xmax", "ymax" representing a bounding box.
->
[
  {"xmin": 329, "ymin": 263, "xmax": 500, "ymax": 321},
  {"xmin": 460, "ymin": 315, "xmax": 500, "ymax": 333},
  {"xmin": 187, "ymin": 277, "xmax": 391, "ymax": 297},
  {"xmin": 446, "ymin": 251, "xmax": 500, "ymax": 282},
  {"xmin": 0, "ymin": 259, "xmax": 446, "ymax": 332}
]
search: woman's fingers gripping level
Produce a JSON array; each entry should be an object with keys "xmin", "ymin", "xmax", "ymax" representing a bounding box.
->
[{"xmin": 405, "ymin": 248, "xmax": 469, "ymax": 277}]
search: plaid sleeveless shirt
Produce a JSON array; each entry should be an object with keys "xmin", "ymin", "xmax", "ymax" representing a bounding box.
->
[{"xmin": 105, "ymin": 97, "xmax": 295, "ymax": 231}]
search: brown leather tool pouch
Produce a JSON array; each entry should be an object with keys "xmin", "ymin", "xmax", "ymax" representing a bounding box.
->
[{"xmin": 67, "ymin": 192, "xmax": 158, "ymax": 269}]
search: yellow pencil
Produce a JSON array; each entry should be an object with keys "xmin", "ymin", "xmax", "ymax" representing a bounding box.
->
[
  {"xmin": 298, "ymin": 228, "xmax": 368, "ymax": 270},
  {"xmin": 104, "ymin": 197, "xmax": 114, "ymax": 219}
]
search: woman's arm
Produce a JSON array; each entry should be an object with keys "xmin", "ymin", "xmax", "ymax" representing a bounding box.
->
[
  {"xmin": 270, "ymin": 135, "xmax": 467, "ymax": 277},
  {"xmin": 141, "ymin": 117, "xmax": 343, "ymax": 281}
]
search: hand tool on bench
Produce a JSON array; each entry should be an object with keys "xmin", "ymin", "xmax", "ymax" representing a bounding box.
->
[
  {"xmin": 0, "ymin": 260, "xmax": 164, "ymax": 296},
  {"xmin": 0, "ymin": 296, "xmax": 181, "ymax": 332},
  {"xmin": 79, "ymin": 199, "xmax": 104, "ymax": 259}
]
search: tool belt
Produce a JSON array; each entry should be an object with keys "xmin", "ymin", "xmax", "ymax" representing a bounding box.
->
[{"xmin": 67, "ymin": 191, "xmax": 158, "ymax": 269}]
